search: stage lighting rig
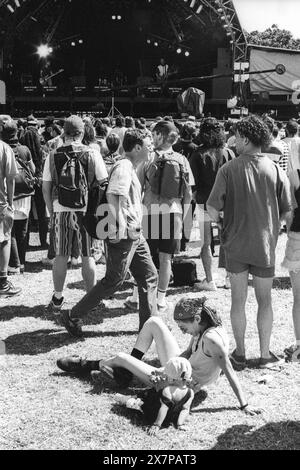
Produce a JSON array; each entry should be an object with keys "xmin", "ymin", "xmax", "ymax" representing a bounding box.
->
[{"xmin": 36, "ymin": 44, "xmax": 53, "ymax": 58}]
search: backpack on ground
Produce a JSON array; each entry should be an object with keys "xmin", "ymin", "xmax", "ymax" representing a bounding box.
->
[
  {"xmin": 54, "ymin": 147, "xmax": 89, "ymax": 209},
  {"xmin": 171, "ymin": 258, "xmax": 198, "ymax": 287},
  {"xmin": 13, "ymin": 148, "xmax": 36, "ymax": 200},
  {"xmin": 147, "ymin": 153, "xmax": 190, "ymax": 199}
]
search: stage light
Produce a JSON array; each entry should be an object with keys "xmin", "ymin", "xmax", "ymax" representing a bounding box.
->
[
  {"xmin": 190, "ymin": 0, "xmax": 196, "ymax": 8},
  {"xmin": 79, "ymin": 39, "xmax": 83, "ymax": 44},
  {"xmin": 223, "ymin": 23, "xmax": 230, "ymax": 28},
  {"xmin": 14, "ymin": 0, "xmax": 20, "ymax": 7},
  {"xmin": 154, "ymin": 42, "xmax": 158, "ymax": 47},
  {"xmin": 112, "ymin": 15, "xmax": 116, "ymax": 20},
  {"xmin": 226, "ymin": 31, "xmax": 232, "ymax": 36},
  {"xmin": 71, "ymin": 42, "xmax": 76, "ymax": 46},
  {"xmin": 185, "ymin": 51, "xmax": 190, "ymax": 57},
  {"xmin": 147, "ymin": 39, "xmax": 151, "ymax": 44},
  {"xmin": 176, "ymin": 48, "xmax": 182, "ymax": 54},
  {"xmin": 37, "ymin": 44, "xmax": 52, "ymax": 58},
  {"xmin": 217, "ymin": 8, "xmax": 223, "ymax": 13},
  {"xmin": 196, "ymin": 5, "xmax": 203, "ymax": 14},
  {"xmin": 7, "ymin": 5, "xmax": 14, "ymax": 13},
  {"xmin": 117, "ymin": 15, "xmax": 122, "ymax": 20}
]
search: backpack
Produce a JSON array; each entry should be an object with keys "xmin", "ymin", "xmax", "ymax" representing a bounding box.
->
[
  {"xmin": 13, "ymin": 147, "xmax": 36, "ymax": 200},
  {"xmin": 53, "ymin": 146, "xmax": 89, "ymax": 209},
  {"xmin": 82, "ymin": 178, "xmax": 109, "ymax": 240},
  {"xmin": 171, "ymin": 259, "xmax": 198, "ymax": 287},
  {"xmin": 147, "ymin": 152, "xmax": 190, "ymax": 199}
]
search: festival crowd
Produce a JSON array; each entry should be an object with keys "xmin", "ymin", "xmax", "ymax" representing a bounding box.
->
[{"xmin": 1, "ymin": 110, "xmax": 299, "ymax": 433}]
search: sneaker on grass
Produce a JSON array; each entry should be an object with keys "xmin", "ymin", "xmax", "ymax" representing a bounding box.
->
[
  {"xmin": 0, "ymin": 280, "xmax": 22, "ymax": 297},
  {"xmin": 48, "ymin": 295, "xmax": 64, "ymax": 314},
  {"xmin": 57, "ymin": 356, "xmax": 99, "ymax": 374},
  {"xmin": 60, "ymin": 310, "xmax": 83, "ymax": 337}
]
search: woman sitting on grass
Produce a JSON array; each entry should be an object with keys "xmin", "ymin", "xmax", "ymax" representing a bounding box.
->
[{"xmin": 57, "ymin": 297, "xmax": 262, "ymax": 431}]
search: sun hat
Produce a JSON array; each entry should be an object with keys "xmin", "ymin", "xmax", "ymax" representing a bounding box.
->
[{"xmin": 164, "ymin": 357, "xmax": 192, "ymax": 381}]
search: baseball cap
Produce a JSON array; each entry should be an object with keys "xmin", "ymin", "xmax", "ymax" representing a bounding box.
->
[
  {"xmin": 173, "ymin": 297, "xmax": 207, "ymax": 321},
  {"xmin": 64, "ymin": 115, "xmax": 84, "ymax": 137},
  {"xmin": 164, "ymin": 357, "xmax": 192, "ymax": 381},
  {"xmin": 2, "ymin": 120, "xmax": 18, "ymax": 142}
]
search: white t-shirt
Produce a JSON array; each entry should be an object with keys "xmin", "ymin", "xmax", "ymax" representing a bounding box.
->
[{"xmin": 42, "ymin": 142, "xmax": 108, "ymax": 213}]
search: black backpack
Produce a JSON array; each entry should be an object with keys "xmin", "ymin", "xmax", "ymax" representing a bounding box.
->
[
  {"xmin": 147, "ymin": 153, "xmax": 190, "ymax": 199},
  {"xmin": 82, "ymin": 178, "xmax": 109, "ymax": 240},
  {"xmin": 172, "ymin": 259, "xmax": 198, "ymax": 287},
  {"xmin": 53, "ymin": 147, "xmax": 89, "ymax": 209},
  {"xmin": 13, "ymin": 147, "xmax": 36, "ymax": 200}
]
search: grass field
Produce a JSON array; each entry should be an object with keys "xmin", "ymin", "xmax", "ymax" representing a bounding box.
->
[{"xmin": 1, "ymin": 232, "xmax": 300, "ymax": 450}]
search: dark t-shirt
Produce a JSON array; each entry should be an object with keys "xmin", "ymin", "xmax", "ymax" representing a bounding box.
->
[
  {"xmin": 190, "ymin": 146, "xmax": 235, "ymax": 208},
  {"xmin": 207, "ymin": 153, "xmax": 293, "ymax": 268},
  {"xmin": 173, "ymin": 140, "xmax": 198, "ymax": 162}
]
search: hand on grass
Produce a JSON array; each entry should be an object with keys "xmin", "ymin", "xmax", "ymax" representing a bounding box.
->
[
  {"xmin": 147, "ymin": 425, "xmax": 160, "ymax": 436},
  {"xmin": 242, "ymin": 405, "xmax": 263, "ymax": 416}
]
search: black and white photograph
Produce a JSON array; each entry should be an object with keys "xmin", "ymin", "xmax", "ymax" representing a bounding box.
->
[{"xmin": 0, "ymin": 0, "xmax": 299, "ymax": 454}]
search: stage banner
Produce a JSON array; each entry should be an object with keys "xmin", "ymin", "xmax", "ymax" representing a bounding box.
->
[
  {"xmin": 177, "ymin": 87, "xmax": 205, "ymax": 117},
  {"xmin": 249, "ymin": 48, "xmax": 300, "ymax": 94}
]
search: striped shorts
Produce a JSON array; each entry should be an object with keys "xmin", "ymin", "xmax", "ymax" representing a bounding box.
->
[{"xmin": 51, "ymin": 212, "xmax": 93, "ymax": 257}]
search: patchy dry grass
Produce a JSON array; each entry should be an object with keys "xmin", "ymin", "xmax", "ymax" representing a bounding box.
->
[{"xmin": 0, "ymin": 233, "xmax": 300, "ymax": 450}]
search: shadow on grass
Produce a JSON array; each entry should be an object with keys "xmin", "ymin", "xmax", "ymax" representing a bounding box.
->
[
  {"xmin": 211, "ymin": 421, "xmax": 300, "ymax": 450},
  {"xmin": 0, "ymin": 305, "xmax": 48, "ymax": 321},
  {"xmin": 67, "ymin": 280, "xmax": 134, "ymax": 292},
  {"xmin": 24, "ymin": 261, "xmax": 45, "ymax": 274},
  {"xmin": 4, "ymin": 329, "xmax": 138, "ymax": 355}
]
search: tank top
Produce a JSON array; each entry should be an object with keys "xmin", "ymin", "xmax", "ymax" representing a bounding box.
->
[{"xmin": 189, "ymin": 327, "xmax": 229, "ymax": 388}]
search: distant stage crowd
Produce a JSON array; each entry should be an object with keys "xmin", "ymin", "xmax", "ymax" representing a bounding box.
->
[{"xmin": 1, "ymin": 110, "xmax": 299, "ymax": 432}]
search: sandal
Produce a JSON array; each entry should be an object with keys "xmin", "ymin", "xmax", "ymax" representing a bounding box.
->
[{"xmin": 259, "ymin": 351, "xmax": 284, "ymax": 369}]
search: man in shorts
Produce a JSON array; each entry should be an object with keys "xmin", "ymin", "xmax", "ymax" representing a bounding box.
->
[
  {"xmin": 42, "ymin": 115, "xmax": 108, "ymax": 311},
  {"xmin": 207, "ymin": 115, "xmax": 293, "ymax": 370},
  {"xmin": 139, "ymin": 121, "xmax": 194, "ymax": 312},
  {"xmin": 0, "ymin": 120, "xmax": 21, "ymax": 296}
]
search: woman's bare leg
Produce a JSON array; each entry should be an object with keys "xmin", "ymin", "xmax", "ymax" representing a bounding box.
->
[
  {"xmin": 102, "ymin": 353, "xmax": 157, "ymax": 387},
  {"xmin": 133, "ymin": 317, "xmax": 181, "ymax": 366}
]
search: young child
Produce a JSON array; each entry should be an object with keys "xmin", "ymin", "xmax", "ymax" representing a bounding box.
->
[{"xmin": 113, "ymin": 357, "xmax": 194, "ymax": 435}]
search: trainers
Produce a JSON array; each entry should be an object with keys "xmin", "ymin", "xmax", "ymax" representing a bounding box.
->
[
  {"xmin": 124, "ymin": 298, "xmax": 139, "ymax": 311},
  {"xmin": 229, "ymin": 350, "xmax": 246, "ymax": 371},
  {"xmin": 48, "ymin": 295, "xmax": 64, "ymax": 314},
  {"xmin": 196, "ymin": 279, "xmax": 217, "ymax": 292},
  {"xmin": 284, "ymin": 345, "xmax": 300, "ymax": 363},
  {"xmin": 8, "ymin": 266, "xmax": 21, "ymax": 275},
  {"xmin": 259, "ymin": 351, "xmax": 284, "ymax": 369},
  {"xmin": 60, "ymin": 310, "xmax": 83, "ymax": 337},
  {"xmin": 0, "ymin": 281, "xmax": 22, "ymax": 297},
  {"xmin": 42, "ymin": 257, "xmax": 54, "ymax": 267},
  {"xmin": 57, "ymin": 356, "xmax": 98, "ymax": 374}
]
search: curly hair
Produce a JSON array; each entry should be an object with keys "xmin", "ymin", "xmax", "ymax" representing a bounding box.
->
[
  {"xmin": 235, "ymin": 115, "xmax": 271, "ymax": 148},
  {"xmin": 197, "ymin": 117, "xmax": 226, "ymax": 149}
]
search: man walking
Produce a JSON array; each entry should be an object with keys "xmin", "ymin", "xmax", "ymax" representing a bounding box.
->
[
  {"xmin": 42, "ymin": 115, "xmax": 108, "ymax": 311},
  {"xmin": 207, "ymin": 115, "xmax": 293, "ymax": 370},
  {"xmin": 60, "ymin": 128, "xmax": 158, "ymax": 337}
]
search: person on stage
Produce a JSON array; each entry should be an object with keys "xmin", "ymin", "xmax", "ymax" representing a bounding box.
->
[{"xmin": 156, "ymin": 58, "xmax": 169, "ymax": 83}]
